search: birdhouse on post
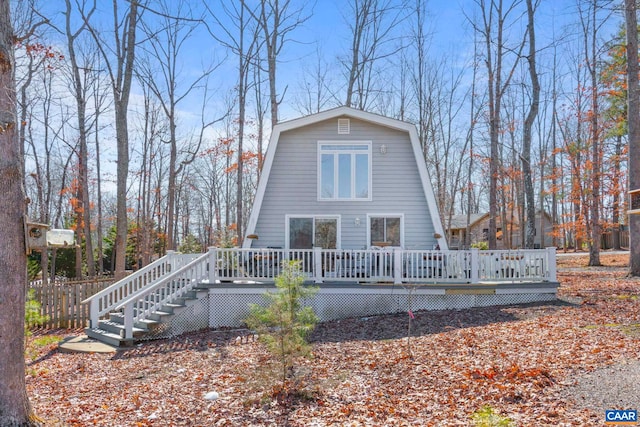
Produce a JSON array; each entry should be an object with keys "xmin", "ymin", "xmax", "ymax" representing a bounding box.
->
[
  {"xmin": 24, "ymin": 217, "xmax": 76, "ymax": 254},
  {"xmin": 25, "ymin": 220, "xmax": 49, "ymax": 254},
  {"xmin": 629, "ymin": 189, "xmax": 640, "ymax": 215}
]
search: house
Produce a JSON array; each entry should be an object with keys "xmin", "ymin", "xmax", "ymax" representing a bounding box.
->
[
  {"xmin": 445, "ymin": 211, "xmax": 554, "ymax": 249},
  {"xmin": 243, "ymin": 106, "xmax": 447, "ymax": 252},
  {"xmin": 82, "ymin": 108, "xmax": 558, "ymax": 348},
  {"xmin": 444, "ymin": 213, "xmax": 490, "ymax": 250}
]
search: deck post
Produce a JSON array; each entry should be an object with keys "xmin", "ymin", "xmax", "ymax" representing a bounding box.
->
[
  {"xmin": 208, "ymin": 247, "xmax": 218, "ymax": 284},
  {"xmin": 166, "ymin": 250, "xmax": 176, "ymax": 272},
  {"xmin": 89, "ymin": 298, "xmax": 99, "ymax": 328},
  {"xmin": 546, "ymin": 247, "xmax": 557, "ymax": 282},
  {"xmin": 393, "ymin": 248, "xmax": 402, "ymax": 284},
  {"xmin": 470, "ymin": 249, "xmax": 479, "ymax": 284},
  {"xmin": 313, "ymin": 247, "xmax": 323, "ymax": 284},
  {"xmin": 124, "ymin": 303, "xmax": 134, "ymax": 340}
]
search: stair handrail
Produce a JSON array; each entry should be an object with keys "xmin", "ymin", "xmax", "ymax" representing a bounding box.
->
[
  {"xmin": 116, "ymin": 251, "xmax": 211, "ymax": 339},
  {"xmin": 83, "ymin": 251, "xmax": 195, "ymax": 328}
]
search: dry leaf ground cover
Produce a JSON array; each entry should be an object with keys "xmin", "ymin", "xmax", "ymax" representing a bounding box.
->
[{"xmin": 26, "ymin": 253, "xmax": 640, "ymax": 426}]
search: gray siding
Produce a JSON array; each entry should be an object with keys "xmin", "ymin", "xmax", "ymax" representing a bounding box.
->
[{"xmin": 252, "ymin": 116, "xmax": 437, "ymax": 250}]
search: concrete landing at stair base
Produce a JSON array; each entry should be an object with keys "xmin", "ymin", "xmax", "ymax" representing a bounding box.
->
[{"xmin": 59, "ymin": 334, "xmax": 118, "ymax": 354}]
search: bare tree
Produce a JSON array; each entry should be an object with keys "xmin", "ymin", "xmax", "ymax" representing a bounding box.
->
[
  {"xmin": 91, "ymin": 67, "xmax": 110, "ymax": 273},
  {"xmin": 522, "ymin": 0, "xmax": 540, "ymax": 248},
  {"xmin": 252, "ymin": 0, "xmax": 309, "ymax": 126},
  {"xmin": 470, "ymin": 0, "xmax": 526, "ymax": 249},
  {"xmin": 294, "ymin": 45, "xmax": 336, "ymax": 115},
  {"xmin": 579, "ymin": 0, "xmax": 612, "ymax": 266},
  {"xmin": 15, "ymin": 28, "xmax": 61, "ymax": 283},
  {"xmin": 63, "ymin": 0, "xmax": 97, "ymax": 276},
  {"xmin": 83, "ymin": 0, "xmax": 140, "ymax": 277},
  {"xmin": 139, "ymin": 0, "xmax": 226, "ymax": 249},
  {"xmin": 206, "ymin": 0, "xmax": 261, "ymax": 244},
  {"xmin": 132, "ymin": 86, "xmax": 167, "ymax": 265},
  {"xmin": 0, "ymin": 0, "xmax": 38, "ymax": 422},
  {"xmin": 625, "ymin": 0, "xmax": 640, "ymax": 274},
  {"xmin": 343, "ymin": 0, "xmax": 405, "ymax": 110}
]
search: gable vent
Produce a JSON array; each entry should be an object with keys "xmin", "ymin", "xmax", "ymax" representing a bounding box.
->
[{"xmin": 337, "ymin": 118, "xmax": 350, "ymax": 134}]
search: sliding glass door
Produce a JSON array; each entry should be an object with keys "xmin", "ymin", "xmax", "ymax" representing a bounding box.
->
[{"xmin": 288, "ymin": 216, "xmax": 338, "ymax": 249}]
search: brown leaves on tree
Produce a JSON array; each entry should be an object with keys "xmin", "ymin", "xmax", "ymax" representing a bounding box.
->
[{"xmin": 26, "ymin": 255, "xmax": 640, "ymax": 425}]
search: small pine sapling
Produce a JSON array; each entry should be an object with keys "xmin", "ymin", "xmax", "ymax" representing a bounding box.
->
[{"xmin": 245, "ymin": 260, "xmax": 318, "ymax": 392}]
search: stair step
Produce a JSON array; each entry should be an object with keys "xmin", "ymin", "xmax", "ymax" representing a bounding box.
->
[
  {"xmin": 135, "ymin": 319, "xmax": 161, "ymax": 331},
  {"xmin": 85, "ymin": 327, "xmax": 134, "ymax": 348},
  {"xmin": 162, "ymin": 302, "xmax": 186, "ymax": 311},
  {"xmin": 98, "ymin": 320, "xmax": 146, "ymax": 337},
  {"xmin": 109, "ymin": 312, "xmax": 125, "ymax": 324},
  {"xmin": 147, "ymin": 310, "xmax": 173, "ymax": 322},
  {"xmin": 174, "ymin": 290, "xmax": 209, "ymax": 307}
]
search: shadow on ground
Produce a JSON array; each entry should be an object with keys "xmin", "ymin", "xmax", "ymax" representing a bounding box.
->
[{"xmin": 310, "ymin": 299, "xmax": 577, "ymax": 344}]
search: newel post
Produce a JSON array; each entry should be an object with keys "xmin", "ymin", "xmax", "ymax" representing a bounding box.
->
[
  {"xmin": 124, "ymin": 303, "xmax": 134, "ymax": 340},
  {"xmin": 166, "ymin": 250, "xmax": 176, "ymax": 272},
  {"xmin": 208, "ymin": 247, "xmax": 218, "ymax": 284},
  {"xmin": 470, "ymin": 248, "xmax": 480, "ymax": 284},
  {"xmin": 546, "ymin": 247, "xmax": 557, "ymax": 282},
  {"xmin": 89, "ymin": 298, "xmax": 99, "ymax": 328}
]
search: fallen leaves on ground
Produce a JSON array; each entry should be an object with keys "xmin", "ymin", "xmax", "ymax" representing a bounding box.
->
[{"xmin": 27, "ymin": 257, "xmax": 640, "ymax": 426}]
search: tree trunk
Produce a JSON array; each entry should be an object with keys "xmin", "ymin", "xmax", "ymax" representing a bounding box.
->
[
  {"xmin": 94, "ymin": 92, "xmax": 105, "ymax": 273},
  {"xmin": 522, "ymin": 0, "xmax": 539, "ymax": 249},
  {"xmin": 612, "ymin": 134, "xmax": 622, "ymax": 250},
  {"xmin": 587, "ymin": 0, "xmax": 601, "ymax": 266},
  {"xmin": 0, "ymin": 0, "xmax": 38, "ymax": 422},
  {"xmin": 65, "ymin": 0, "xmax": 95, "ymax": 276},
  {"xmin": 114, "ymin": 0, "xmax": 138, "ymax": 278},
  {"xmin": 625, "ymin": 0, "xmax": 640, "ymax": 275}
]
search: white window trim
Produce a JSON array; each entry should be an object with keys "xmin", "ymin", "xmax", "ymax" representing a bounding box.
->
[
  {"xmin": 366, "ymin": 213, "xmax": 404, "ymax": 248},
  {"xmin": 284, "ymin": 214, "xmax": 342, "ymax": 250},
  {"xmin": 317, "ymin": 141, "xmax": 372, "ymax": 202}
]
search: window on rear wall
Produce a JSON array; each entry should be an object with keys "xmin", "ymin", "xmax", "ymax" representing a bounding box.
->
[
  {"xmin": 370, "ymin": 216, "xmax": 401, "ymax": 247},
  {"xmin": 318, "ymin": 142, "xmax": 371, "ymax": 201}
]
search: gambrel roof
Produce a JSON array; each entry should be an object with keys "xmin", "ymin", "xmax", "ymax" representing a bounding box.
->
[{"xmin": 243, "ymin": 106, "xmax": 447, "ymax": 249}]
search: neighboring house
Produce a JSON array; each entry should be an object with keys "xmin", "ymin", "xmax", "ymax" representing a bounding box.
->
[
  {"xmin": 243, "ymin": 106, "xmax": 448, "ymax": 252},
  {"xmin": 444, "ymin": 213, "xmax": 490, "ymax": 249},
  {"xmin": 446, "ymin": 211, "xmax": 554, "ymax": 249}
]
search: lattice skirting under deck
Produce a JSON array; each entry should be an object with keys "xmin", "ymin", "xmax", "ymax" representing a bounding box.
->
[{"xmin": 207, "ymin": 288, "xmax": 557, "ymax": 329}]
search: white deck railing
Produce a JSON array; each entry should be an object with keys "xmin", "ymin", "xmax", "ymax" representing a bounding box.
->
[
  {"xmin": 213, "ymin": 247, "xmax": 557, "ymax": 285},
  {"xmin": 85, "ymin": 247, "xmax": 556, "ymax": 339}
]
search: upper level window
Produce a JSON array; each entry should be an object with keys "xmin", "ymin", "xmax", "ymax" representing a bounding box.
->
[{"xmin": 318, "ymin": 142, "xmax": 371, "ymax": 200}]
